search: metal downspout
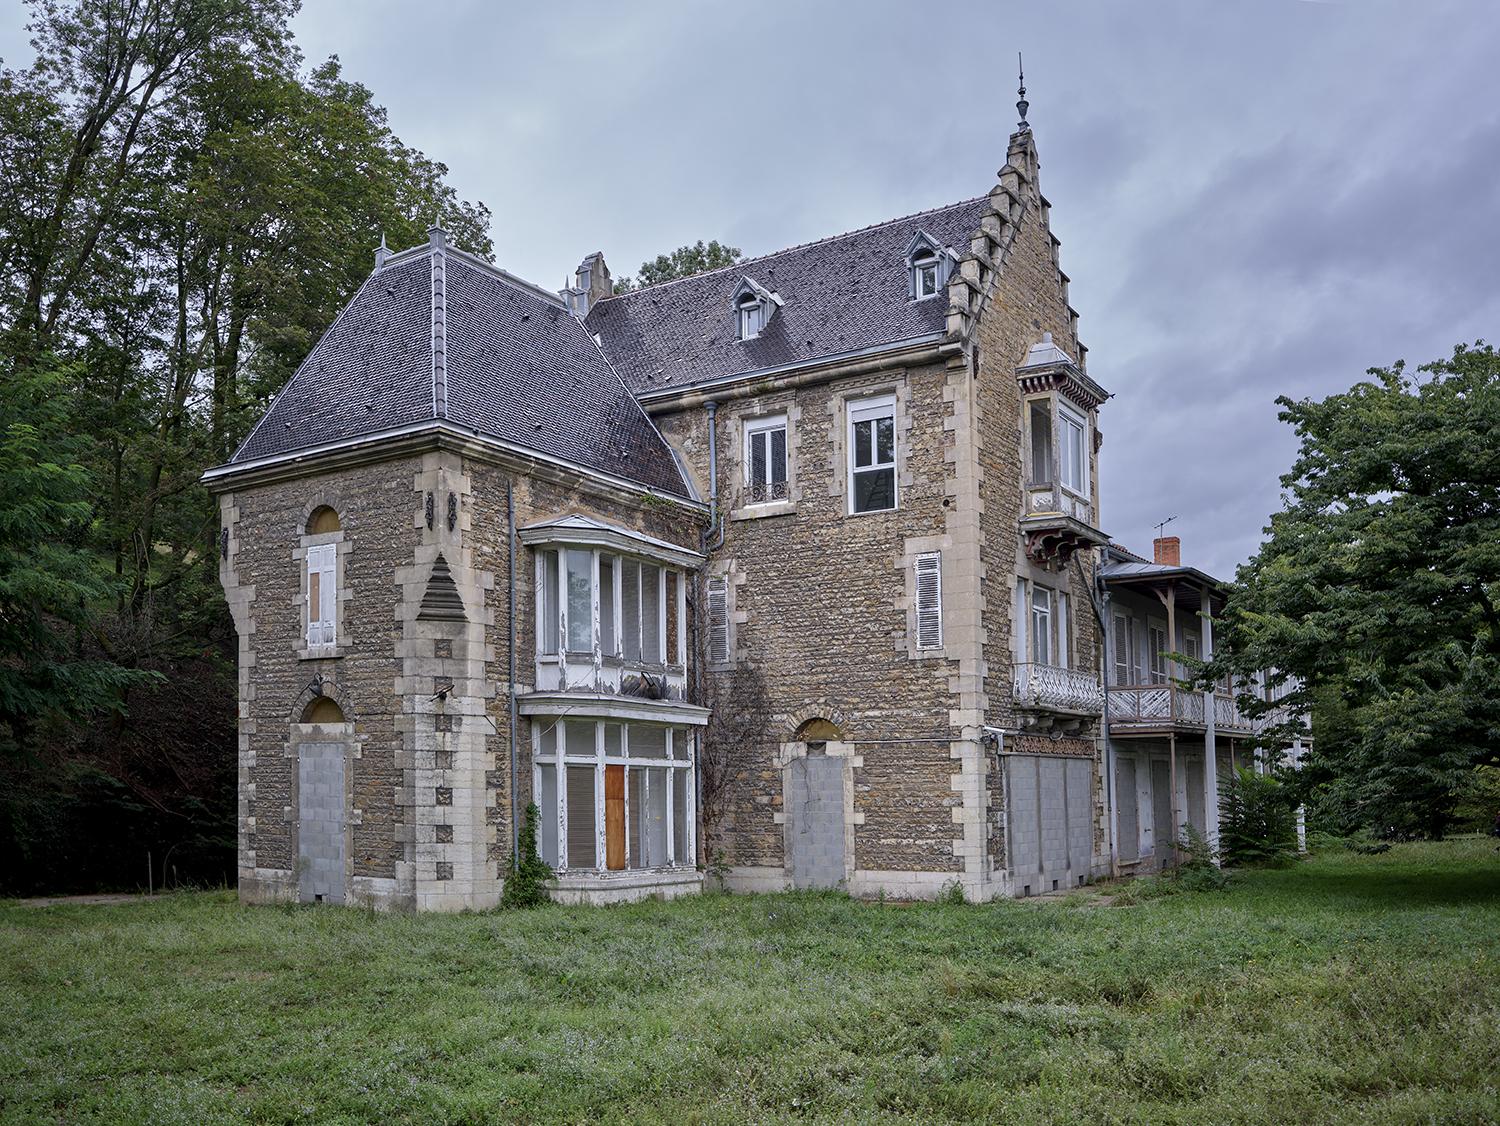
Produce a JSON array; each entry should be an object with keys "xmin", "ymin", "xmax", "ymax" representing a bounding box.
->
[
  {"xmin": 508, "ymin": 481, "xmax": 520, "ymax": 868},
  {"xmin": 696, "ymin": 400, "xmax": 722, "ymax": 873}
]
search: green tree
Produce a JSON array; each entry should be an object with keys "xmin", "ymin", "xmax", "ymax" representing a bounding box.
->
[
  {"xmin": 0, "ymin": 0, "xmax": 492, "ymax": 891},
  {"xmin": 1215, "ymin": 342, "xmax": 1500, "ymax": 838},
  {"xmin": 0, "ymin": 362, "xmax": 148, "ymax": 754},
  {"xmin": 613, "ymin": 239, "xmax": 741, "ymax": 293}
]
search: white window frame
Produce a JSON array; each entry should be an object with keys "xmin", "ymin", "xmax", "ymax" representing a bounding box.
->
[
  {"xmin": 847, "ymin": 393, "xmax": 897, "ymax": 514},
  {"xmin": 1031, "ymin": 585, "xmax": 1053, "ymax": 667},
  {"xmin": 912, "ymin": 250, "xmax": 940, "ymax": 299},
  {"xmin": 536, "ymin": 548, "xmax": 674, "ymax": 667},
  {"xmin": 738, "ymin": 296, "xmax": 765, "ymax": 340},
  {"xmin": 743, "ymin": 414, "xmax": 788, "ymax": 503},
  {"xmin": 1058, "ymin": 402, "xmax": 1089, "ymax": 497},
  {"xmin": 532, "ymin": 718, "xmax": 695, "ymax": 873},
  {"xmin": 306, "ymin": 543, "xmax": 336, "ymax": 648},
  {"xmin": 914, "ymin": 552, "xmax": 943, "ymax": 651}
]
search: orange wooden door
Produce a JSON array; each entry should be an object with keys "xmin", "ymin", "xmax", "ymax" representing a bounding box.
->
[{"xmin": 605, "ymin": 765, "xmax": 625, "ymax": 870}]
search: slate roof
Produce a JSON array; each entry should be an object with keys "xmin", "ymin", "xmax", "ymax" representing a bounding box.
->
[
  {"xmin": 227, "ymin": 244, "xmax": 691, "ymax": 498},
  {"xmin": 587, "ymin": 197, "xmax": 989, "ymax": 395}
]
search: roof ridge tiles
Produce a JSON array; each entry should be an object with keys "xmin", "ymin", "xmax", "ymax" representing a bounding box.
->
[{"xmin": 601, "ymin": 195, "xmax": 989, "ymax": 303}]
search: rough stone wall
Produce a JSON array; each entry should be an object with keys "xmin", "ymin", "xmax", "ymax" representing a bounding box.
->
[
  {"xmin": 220, "ymin": 457, "xmax": 420, "ymax": 894},
  {"xmin": 968, "ymin": 132, "xmax": 1108, "ymax": 874},
  {"xmin": 222, "ymin": 445, "xmax": 703, "ymax": 910},
  {"xmin": 656, "ymin": 358, "xmax": 966, "ymax": 878}
]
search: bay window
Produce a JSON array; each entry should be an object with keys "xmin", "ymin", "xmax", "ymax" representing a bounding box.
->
[
  {"xmin": 537, "ymin": 547, "xmax": 678, "ymax": 666},
  {"xmin": 1026, "ymin": 397, "xmax": 1090, "ymax": 495},
  {"xmin": 1058, "ymin": 404, "xmax": 1088, "ymax": 495},
  {"xmin": 533, "ymin": 718, "xmax": 695, "ymax": 872},
  {"xmin": 1017, "ymin": 579, "xmax": 1074, "ymax": 669}
]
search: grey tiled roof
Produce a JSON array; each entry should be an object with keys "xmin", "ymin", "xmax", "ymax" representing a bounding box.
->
[
  {"xmin": 229, "ymin": 248, "xmax": 691, "ymax": 498},
  {"xmin": 587, "ymin": 197, "xmax": 988, "ymax": 395}
]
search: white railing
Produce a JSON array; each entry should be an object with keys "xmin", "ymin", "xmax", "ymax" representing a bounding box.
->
[{"xmin": 1013, "ymin": 663, "xmax": 1104, "ymax": 715}]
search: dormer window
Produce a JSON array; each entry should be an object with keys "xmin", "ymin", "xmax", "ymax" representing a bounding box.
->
[
  {"xmin": 730, "ymin": 276, "xmax": 781, "ymax": 341},
  {"xmin": 738, "ymin": 293, "xmax": 766, "ymax": 339},
  {"xmin": 912, "ymin": 249, "xmax": 939, "ymax": 298},
  {"xmin": 905, "ymin": 230, "xmax": 952, "ymax": 300}
]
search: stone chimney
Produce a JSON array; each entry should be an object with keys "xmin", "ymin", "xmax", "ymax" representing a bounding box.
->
[
  {"xmin": 564, "ymin": 252, "xmax": 612, "ymax": 317},
  {"xmin": 1153, "ymin": 536, "xmax": 1181, "ymax": 567}
]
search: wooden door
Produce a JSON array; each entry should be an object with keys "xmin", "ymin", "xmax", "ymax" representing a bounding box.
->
[{"xmin": 605, "ymin": 764, "xmax": 625, "ymax": 870}]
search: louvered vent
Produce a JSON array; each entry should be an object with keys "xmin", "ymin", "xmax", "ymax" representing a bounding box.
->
[
  {"xmin": 418, "ymin": 552, "xmax": 467, "ymax": 621},
  {"xmin": 914, "ymin": 553, "xmax": 943, "ymax": 650}
]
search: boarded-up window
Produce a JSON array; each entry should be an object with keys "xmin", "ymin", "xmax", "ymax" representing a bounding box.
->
[
  {"xmin": 536, "ymin": 763, "xmax": 558, "ymax": 865},
  {"xmin": 306, "ymin": 543, "xmax": 336, "ymax": 647},
  {"xmin": 914, "ymin": 552, "xmax": 942, "ymax": 650},
  {"xmin": 707, "ymin": 576, "xmax": 730, "ymax": 664}
]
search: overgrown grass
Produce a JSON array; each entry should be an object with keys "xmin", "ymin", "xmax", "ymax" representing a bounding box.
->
[{"xmin": 3, "ymin": 839, "xmax": 1498, "ymax": 1123}]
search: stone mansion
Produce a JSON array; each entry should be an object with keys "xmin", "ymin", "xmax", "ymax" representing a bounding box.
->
[{"xmin": 207, "ymin": 110, "xmax": 1296, "ymax": 910}]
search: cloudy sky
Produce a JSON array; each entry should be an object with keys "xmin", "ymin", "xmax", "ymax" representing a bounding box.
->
[{"xmin": 6, "ymin": 1, "xmax": 1497, "ymax": 576}]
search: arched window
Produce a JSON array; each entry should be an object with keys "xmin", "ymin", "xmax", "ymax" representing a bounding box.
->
[
  {"xmin": 304, "ymin": 505, "xmax": 341, "ymax": 651},
  {"xmin": 794, "ymin": 717, "xmax": 844, "ymax": 752},
  {"xmin": 306, "ymin": 505, "xmax": 341, "ymax": 534},
  {"xmin": 911, "ymin": 248, "xmax": 939, "ymax": 298},
  {"xmin": 301, "ymin": 696, "xmax": 346, "ymax": 724}
]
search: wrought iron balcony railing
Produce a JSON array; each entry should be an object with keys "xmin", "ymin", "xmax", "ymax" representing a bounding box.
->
[
  {"xmin": 1012, "ymin": 662, "xmax": 1104, "ymax": 715},
  {"xmin": 746, "ymin": 480, "xmax": 789, "ymax": 504}
]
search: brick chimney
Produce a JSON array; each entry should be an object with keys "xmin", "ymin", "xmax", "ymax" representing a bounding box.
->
[{"xmin": 1153, "ymin": 536, "xmax": 1181, "ymax": 566}]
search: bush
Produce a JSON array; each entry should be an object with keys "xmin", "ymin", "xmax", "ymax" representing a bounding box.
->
[
  {"xmin": 500, "ymin": 802, "xmax": 554, "ymax": 909},
  {"xmin": 1219, "ymin": 766, "xmax": 1299, "ymax": 866}
]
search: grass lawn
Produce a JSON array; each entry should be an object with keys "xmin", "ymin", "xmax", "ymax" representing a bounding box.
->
[{"xmin": 2, "ymin": 840, "xmax": 1498, "ymax": 1124}]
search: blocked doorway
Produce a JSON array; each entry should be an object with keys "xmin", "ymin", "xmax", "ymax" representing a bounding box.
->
[
  {"xmin": 295, "ymin": 696, "xmax": 350, "ymax": 904},
  {"xmin": 1004, "ymin": 753, "xmax": 1094, "ymax": 896}
]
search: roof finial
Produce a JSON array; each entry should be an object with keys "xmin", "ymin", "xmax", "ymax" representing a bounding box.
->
[
  {"xmin": 1017, "ymin": 52, "xmax": 1030, "ymax": 132},
  {"xmin": 374, "ymin": 231, "xmax": 389, "ymax": 271}
]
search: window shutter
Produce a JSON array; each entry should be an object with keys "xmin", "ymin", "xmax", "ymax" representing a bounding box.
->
[
  {"xmin": 306, "ymin": 544, "xmax": 336, "ymax": 647},
  {"xmin": 706, "ymin": 577, "xmax": 729, "ymax": 664},
  {"xmin": 914, "ymin": 553, "xmax": 942, "ymax": 650},
  {"xmin": 1112, "ymin": 613, "xmax": 1130, "ymax": 685}
]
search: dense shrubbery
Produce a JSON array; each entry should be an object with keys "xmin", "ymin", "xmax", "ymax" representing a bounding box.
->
[{"xmin": 1219, "ymin": 767, "xmax": 1299, "ymax": 866}]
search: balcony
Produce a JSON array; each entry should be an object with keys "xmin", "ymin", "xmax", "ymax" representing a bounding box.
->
[
  {"xmin": 1020, "ymin": 483, "xmax": 1109, "ymax": 568},
  {"xmin": 1012, "ymin": 662, "xmax": 1104, "ymax": 716},
  {"xmin": 1108, "ymin": 684, "xmax": 1254, "ymax": 733}
]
